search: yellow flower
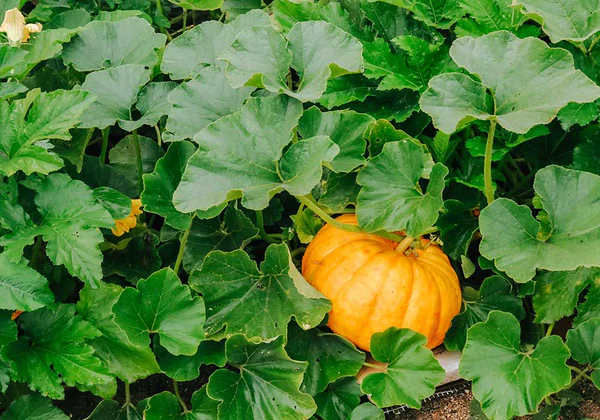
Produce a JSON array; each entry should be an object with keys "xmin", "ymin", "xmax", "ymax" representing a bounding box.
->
[
  {"xmin": 0, "ymin": 8, "xmax": 42, "ymax": 45},
  {"xmin": 111, "ymin": 199, "xmax": 143, "ymax": 237}
]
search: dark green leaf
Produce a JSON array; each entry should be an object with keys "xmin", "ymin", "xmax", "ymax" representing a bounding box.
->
[
  {"xmin": 0, "ymin": 394, "xmax": 68, "ymax": 420},
  {"xmin": 314, "ymin": 378, "xmax": 363, "ymax": 420}
]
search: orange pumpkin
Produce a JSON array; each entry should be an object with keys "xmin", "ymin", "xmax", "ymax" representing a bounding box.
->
[{"xmin": 302, "ymin": 214, "xmax": 461, "ymax": 351}]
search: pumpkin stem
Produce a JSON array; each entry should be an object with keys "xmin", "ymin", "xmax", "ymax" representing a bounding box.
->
[{"xmin": 395, "ymin": 236, "xmax": 414, "ymax": 254}]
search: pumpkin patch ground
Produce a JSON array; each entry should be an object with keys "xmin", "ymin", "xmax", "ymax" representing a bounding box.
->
[{"xmin": 2, "ymin": 0, "xmax": 600, "ymax": 419}]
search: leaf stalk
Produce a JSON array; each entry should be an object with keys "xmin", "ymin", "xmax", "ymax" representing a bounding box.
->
[
  {"xmin": 483, "ymin": 120, "xmax": 497, "ymax": 205},
  {"xmin": 173, "ymin": 216, "xmax": 194, "ymax": 274}
]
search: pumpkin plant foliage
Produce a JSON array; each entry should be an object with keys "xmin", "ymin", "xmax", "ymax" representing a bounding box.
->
[{"xmin": 1, "ymin": 0, "xmax": 600, "ymax": 418}]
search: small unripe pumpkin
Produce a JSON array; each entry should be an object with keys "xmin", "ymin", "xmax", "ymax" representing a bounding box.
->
[{"xmin": 302, "ymin": 214, "xmax": 461, "ymax": 351}]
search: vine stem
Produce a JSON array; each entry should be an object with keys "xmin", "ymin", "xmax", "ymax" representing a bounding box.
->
[
  {"xmin": 296, "ymin": 195, "xmax": 405, "ymax": 242},
  {"xmin": 155, "ymin": 125, "xmax": 162, "ymax": 147},
  {"xmin": 483, "ymin": 120, "xmax": 497, "ymax": 205},
  {"xmin": 132, "ymin": 130, "xmax": 144, "ymax": 197},
  {"xmin": 173, "ymin": 217, "xmax": 194, "ymax": 274},
  {"xmin": 545, "ymin": 322, "xmax": 555, "ymax": 337},
  {"xmin": 256, "ymin": 210, "xmax": 278, "ymax": 244},
  {"xmin": 173, "ymin": 380, "xmax": 188, "ymax": 412},
  {"xmin": 100, "ymin": 127, "xmax": 110, "ymax": 163},
  {"xmin": 125, "ymin": 382, "xmax": 131, "ymax": 405},
  {"xmin": 569, "ymin": 366, "xmax": 593, "ymax": 389},
  {"xmin": 362, "ymin": 362, "xmax": 382, "ymax": 369},
  {"xmin": 395, "ymin": 236, "xmax": 414, "ymax": 253}
]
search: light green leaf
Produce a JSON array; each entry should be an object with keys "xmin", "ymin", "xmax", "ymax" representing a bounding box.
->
[
  {"xmin": 361, "ymin": 327, "xmax": 445, "ymax": 408},
  {"xmin": 93, "ymin": 186, "xmax": 132, "ymax": 220},
  {"xmin": 575, "ymin": 281, "xmax": 600, "ymax": 327},
  {"xmin": 0, "ymin": 81, "xmax": 27, "ymax": 99},
  {"xmin": 14, "ymin": 29, "xmax": 76, "ymax": 77},
  {"xmin": 460, "ymin": 311, "xmax": 571, "ymax": 420},
  {"xmin": 113, "ymin": 268, "xmax": 205, "ymax": 356},
  {"xmin": 77, "ymin": 283, "xmax": 160, "ymax": 383},
  {"xmin": 45, "ymin": 9, "xmax": 91, "ymax": 30},
  {"xmin": 445, "ymin": 276, "xmax": 524, "ymax": 351},
  {"xmin": 5, "ymin": 305, "xmax": 115, "ymax": 399},
  {"xmin": 532, "ymin": 267, "xmax": 600, "ymax": 324},
  {"xmin": 169, "ymin": 0, "xmax": 223, "ymax": 10},
  {"xmin": 62, "ymin": 17, "xmax": 166, "ymax": 71},
  {"xmin": 480, "ymin": 166, "xmax": 600, "ymax": 283},
  {"xmin": 119, "ymin": 82, "xmax": 178, "ymax": 132},
  {"xmin": 356, "ymin": 139, "xmax": 447, "ymax": 236},
  {"xmin": 164, "ymin": 66, "xmax": 254, "ymax": 142},
  {"xmin": 286, "ymin": 323, "xmax": 365, "ymax": 395},
  {"xmin": 0, "ymin": 46, "xmax": 27, "ymax": 78},
  {"xmin": 182, "ymin": 204, "xmax": 258, "ymax": 273},
  {"xmin": 515, "ymin": 0, "xmax": 600, "ymax": 43},
  {"xmin": 317, "ymin": 75, "xmax": 378, "ymax": 109},
  {"xmin": 566, "ymin": 317, "xmax": 600, "ymax": 387},
  {"xmin": 455, "ymin": 0, "xmax": 525, "ymax": 36},
  {"xmin": 421, "ymin": 31, "xmax": 600, "ymax": 134},
  {"xmin": 161, "ymin": 10, "xmax": 271, "ymax": 79},
  {"xmin": 0, "ymin": 394, "xmax": 68, "ymax": 420},
  {"xmin": 371, "ymin": 0, "xmax": 462, "ymax": 29},
  {"xmin": 319, "ymin": 172, "xmax": 361, "ymax": 213},
  {"xmin": 0, "ymin": 254, "xmax": 54, "ymax": 311},
  {"xmin": 557, "ymin": 102, "xmax": 599, "ymax": 131},
  {"xmin": 350, "ymin": 403, "xmax": 385, "ymax": 420},
  {"xmin": 190, "ymin": 244, "xmax": 330, "ymax": 341},
  {"xmin": 142, "ymin": 141, "xmax": 195, "ymax": 231},
  {"xmin": 173, "ymin": 96, "xmax": 338, "ymax": 212},
  {"xmin": 314, "ymin": 378, "xmax": 362, "ymax": 420},
  {"xmin": 291, "ymin": 207, "xmax": 323, "ymax": 244},
  {"xmin": 79, "ymin": 64, "xmax": 150, "ymax": 130},
  {"xmin": 298, "ymin": 107, "xmax": 373, "ymax": 172},
  {"xmin": 0, "ymin": 89, "xmax": 94, "ymax": 176},
  {"xmin": 207, "ymin": 335, "xmax": 316, "ymax": 420}
]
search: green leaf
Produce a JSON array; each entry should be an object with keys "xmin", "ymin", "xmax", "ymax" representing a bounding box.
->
[
  {"xmin": 190, "ymin": 244, "xmax": 330, "ymax": 341},
  {"xmin": 573, "ymin": 125, "xmax": 600, "ymax": 176},
  {"xmin": 62, "ymin": 17, "xmax": 166, "ymax": 71},
  {"xmin": 113, "ymin": 268, "xmax": 205, "ymax": 356},
  {"xmin": 45, "ymin": 9, "xmax": 91, "ymax": 30},
  {"xmin": 93, "ymin": 187, "xmax": 132, "ymax": 220},
  {"xmin": 437, "ymin": 199, "xmax": 479, "ymax": 260},
  {"xmin": 298, "ymin": 107, "xmax": 373, "ymax": 172},
  {"xmin": 103, "ymin": 229, "xmax": 162, "ymax": 283},
  {"xmin": 155, "ymin": 338, "xmax": 225, "ymax": 381},
  {"xmin": 5, "ymin": 305, "xmax": 115, "ymax": 399},
  {"xmin": 173, "ymin": 95, "xmax": 339, "ymax": 212},
  {"xmin": 119, "ymin": 82, "xmax": 178, "ymax": 132},
  {"xmin": 515, "ymin": 0, "xmax": 600, "ymax": 43},
  {"xmin": 364, "ymin": 118, "xmax": 413, "ymax": 157},
  {"xmin": 557, "ymin": 102, "xmax": 599, "ymax": 131},
  {"xmin": 14, "ymin": 29, "xmax": 77, "ymax": 77},
  {"xmin": 85, "ymin": 400, "xmax": 143, "ymax": 420},
  {"xmin": 317, "ymin": 75, "xmax": 377, "ymax": 109},
  {"xmin": 0, "ymin": 89, "xmax": 94, "ymax": 176},
  {"xmin": 455, "ymin": 0, "xmax": 525, "ymax": 36},
  {"xmin": 575, "ymin": 281, "xmax": 600, "ymax": 327},
  {"xmin": 421, "ymin": 31, "xmax": 600, "ymax": 134},
  {"xmin": 445, "ymin": 276, "xmax": 525, "ymax": 351},
  {"xmin": 164, "ymin": 67, "xmax": 254, "ymax": 142},
  {"xmin": 144, "ymin": 388, "xmax": 218, "ymax": 419},
  {"xmin": 286, "ymin": 323, "xmax": 365, "ymax": 395},
  {"xmin": 53, "ymin": 129, "xmax": 94, "ymax": 173},
  {"xmin": 460, "ymin": 311, "xmax": 571, "ymax": 420},
  {"xmin": 0, "ymin": 253, "xmax": 54, "ymax": 311},
  {"xmin": 142, "ymin": 141, "xmax": 195, "ymax": 231},
  {"xmin": 291, "ymin": 207, "xmax": 323, "ymax": 244},
  {"xmin": 356, "ymin": 139, "xmax": 448, "ymax": 236},
  {"xmin": 182, "ymin": 204, "xmax": 258, "ymax": 273},
  {"xmin": 77, "ymin": 283, "xmax": 160, "ymax": 383},
  {"xmin": 566, "ymin": 317, "xmax": 600, "ymax": 387},
  {"xmin": 480, "ymin": 166, "xmax": 600, "ymax": 283},
  {"xmin": 0, "ymin": 82, "xmax": 27, "ymax": 99},
  {"xmin": 0, "ymin": 394, "xmax": 68, "ymax": 420},
  {"xmin": 79, "ymin": 64, "xmax": 150, "ymax": 130},
  {"xmin": 314, "ymin": 378, "xmax": 363, "ymax": 420},
  {"xmin": 349, "ymin": 403, "xmax": 385, "ymax": 420},
  {"xmin": 318, "ymin": 172, "xmax": 361, "ymax": 213},
  {"xmin": 0, "ymin": 46, "xmax": 28, "ymax": 78},
  {"xmin": 160, "ymin": 10, "xmax": 271, "ymax": 79},
  {"xmin": 372, "ymin": 0, "xmax": 463, "ymax": 29},
  {"xmin": 169, "ymin": 0, "xmax": 223, "ymax": 10},
  {"xmin": 361, "ymin": 327, "xmax": 445, "ymax": 408},
  {"xmin": 207, "ymin": 335, "xmax": 316, "ymax": 420},
  {"xmin": 109, "ymin": 134, "xmax": 163, "ymax": 189},
  {"xmin": 532, "ymin": 267, "xmax": 600, "ymax": 324}
]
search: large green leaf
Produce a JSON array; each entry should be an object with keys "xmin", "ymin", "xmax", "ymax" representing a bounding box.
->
[
  {"xmin": 112, "ymin": 268, "xmax": 205, "ymax": 356},
  {"xmin": 142, "ymin": 141, "xmax": 195, "ymax": 231},
  {"xmin": 190, "ymin": 244, "xmax": 330, "ymax": 341},
  {"xmin": 62, "ymin": 17, "xmax": 166, "ymax": 71},
  {"xmin": 207, "ymin": 335, "xmax": 316, "ymax": 420},
  {"xmin": 119, "ymin": 82, "xmax": 177, "ymax": 132},
  {"xmin": 532, "ymin": 267, "xmax": 600, "ymax": 324},
  {"xmin": 480, "ymin": 166, "xmax": 600, "ymax": 283},
  {"xmin": 314, "ymin": 378, "xmax": 363, "ymax": 420},
  {"xmin": 445, "ymin": 276, "xmax": 525, "ymax": 351},
  {"xmin": 371, "ymin": 0, "xmax": 463, "ymax": 29},
  {"xmin": 515, "ymin": 0, "xmax": 600, "ymax": 43},
  {"xmin": 455, "ymin": 0, "xmax": 525, "ymax": 36},
  {"xmin": 161, "ymin": 10, "xmax": 271, "ymax": 79},
  {"xmin": 0, "ymin": 394, "xmax": 68, "ymax": 420},
  {"xmin": 165, "ymin": 67, "xmax": 254, "ymax": 142},
  {"xmin": 0, "ymin": 253, "xmax": 54, "ymax": 311},
  {"xmin": 356, "ymin": 139, "xmax": 447, "ymax": 236},
  {"xmin": 79, "ymin": 64, "xmax": 150, "ymax": 130},
  {"xmin": 182, "ymin": 204, "xmax": 258, "ymax": 273},
  {"xmin": 0, "ymin": 89, "xmax": 93, "ymax": 176},
  {"xmin": 361, "ymin": 328, "xmax": 445, "ymax": 408},
  {"xmin": 5, "ymin": 305, "xmax": 115, "ymax": 399},
  {"xmin": 298, "ymin": 107, "xmax": 373, "ymax": 172},
  {"xmin": 460, "ymin": 311, "xmax": 571, "ymax": 420},
  {"xmin": 286, "ymin": 323, "xmax": 365, "ymax": 395},
  {"xmin": 566, "ymin": 317, "xmax": 600, "ymax": 387},
  {"xmin": 173, "ymin": 95, "xmax": 338, "ymax": 212},
  {"xmin": 77, "ymin": 283, "xmax": 160, "ymax": 383},
  {"xmin": 420, "ymin": 31, "xmax": 600, "ymax": 134}
]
